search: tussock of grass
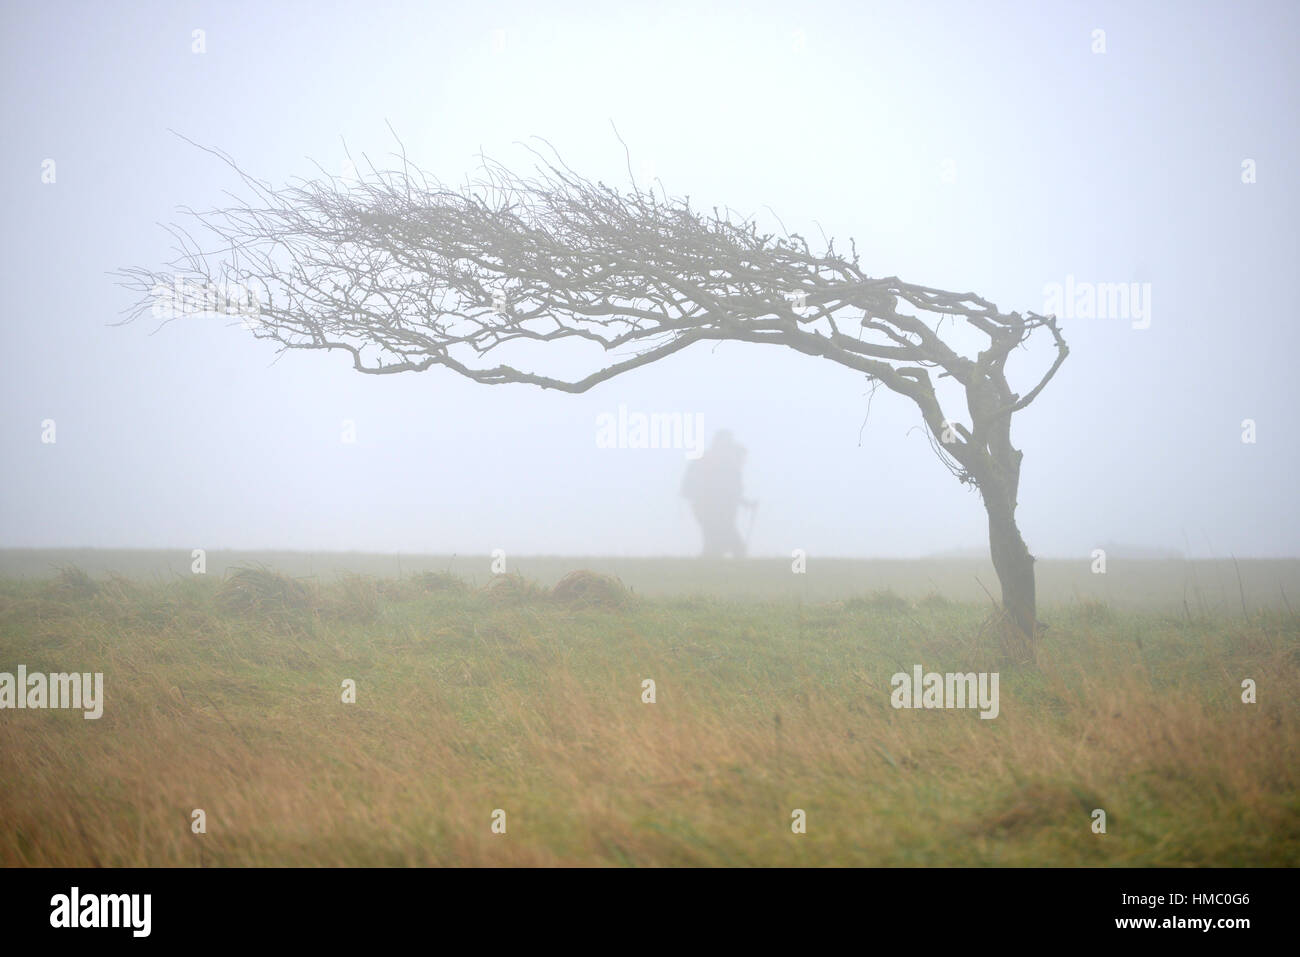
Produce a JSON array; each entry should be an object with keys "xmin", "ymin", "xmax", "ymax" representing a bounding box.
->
[
  {"xmin": 0, "ymin": 567, "xmax": 1297, "ymax": 867},
  {"xmin": 482, "ymin": 573, "xmax": 547, "ymax": 605},
  {"xmin": 551, "ymin": 570, "xmax": 631, "ymax": 608},
  {"xmin": 44, "ymin": 564, "xmax": 98, "ymax": 600},
  {"xmin": 215, "ymin": 565, "xmax": 313, "ymax": 617}
]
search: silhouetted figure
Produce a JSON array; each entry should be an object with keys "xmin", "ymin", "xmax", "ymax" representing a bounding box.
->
[{"xmin": 681, "ymin": 430, "xmax": 756, "ymax": 558}]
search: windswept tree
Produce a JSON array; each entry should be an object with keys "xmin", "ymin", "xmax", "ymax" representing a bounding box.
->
[{"xmin": 119, "ymin": 137, "xmax": 1067, "ymax": 658}]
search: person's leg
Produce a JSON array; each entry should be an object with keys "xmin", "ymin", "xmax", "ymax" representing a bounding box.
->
[{"xmin": 694, "ymin": 505, "xmax": 724, "ymax": 557}]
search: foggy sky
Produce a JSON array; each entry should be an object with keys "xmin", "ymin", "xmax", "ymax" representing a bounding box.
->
[{"xmin": 2, "ymin": 0, "xmax": 1297, "ymax": 559}]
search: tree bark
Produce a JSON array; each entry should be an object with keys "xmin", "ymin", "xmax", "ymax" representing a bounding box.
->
[
  {"xmin": 977, "ymin": 462, "xmax": 1034, "ymax": 657},
  {"xmin": 962, "ymin": 367, "xmax": 1041, "ymax": 659},
  {"xmin": 985, "ymin": 492, "xmax": 1038, "ymax": 660}
]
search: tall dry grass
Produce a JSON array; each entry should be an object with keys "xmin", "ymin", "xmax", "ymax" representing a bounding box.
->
[{"xmin": 0, "ymin": 566, "xmax": 1296, "ymax": 866}]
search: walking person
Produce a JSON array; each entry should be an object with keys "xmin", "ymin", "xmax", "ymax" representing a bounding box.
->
[{"xmin": 681, "ymin": 430, "xmax": 756, "ymax": 557}]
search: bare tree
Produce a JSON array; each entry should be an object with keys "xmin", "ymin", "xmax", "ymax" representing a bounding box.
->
[{"xmin": 118, "ymin": 136, "xmax": 1068, "ymax": 658}]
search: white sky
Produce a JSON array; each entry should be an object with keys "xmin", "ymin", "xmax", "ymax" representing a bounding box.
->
[{"xmin": 1, "ymin": 0, "xmax": 1297, "ymax": 558}]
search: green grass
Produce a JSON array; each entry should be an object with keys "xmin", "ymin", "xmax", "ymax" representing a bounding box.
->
[{"xmin": 0, "ymin": 561, "xmax": 1297, "ymax": 866}]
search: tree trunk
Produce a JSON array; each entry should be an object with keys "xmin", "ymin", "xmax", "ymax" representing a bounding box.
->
[{"xmin": 984, "ymin": 489, "xmax": 1037, "ymax": 660}]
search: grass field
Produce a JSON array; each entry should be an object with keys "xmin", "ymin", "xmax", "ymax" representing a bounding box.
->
[{"xmin": 1, "ymin": 552, "xmax": 1297, "ymax": 866}]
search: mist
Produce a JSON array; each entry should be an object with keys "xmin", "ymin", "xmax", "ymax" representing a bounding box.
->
[{"xmin": 2, "ymin": 0, "xmax": 1297, "ymax": 561}]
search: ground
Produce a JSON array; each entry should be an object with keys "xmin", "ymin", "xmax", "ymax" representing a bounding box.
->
[{"xmin": 0, "ymin": 552, "xmax": 1297, "ymax": 866}]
